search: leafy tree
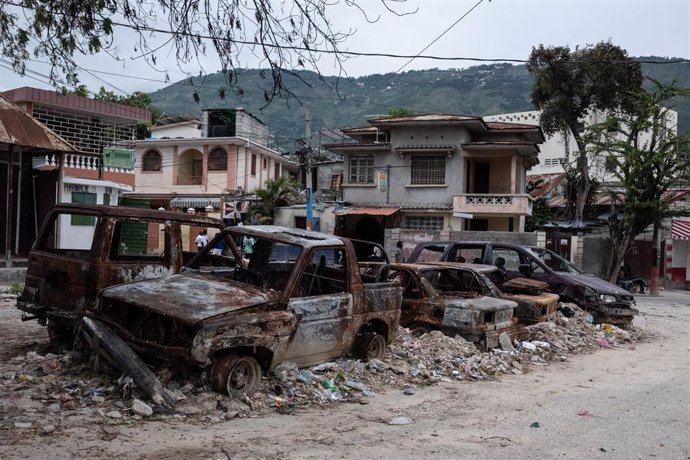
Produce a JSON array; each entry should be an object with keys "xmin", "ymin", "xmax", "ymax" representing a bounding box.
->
[
  {"xmin": 59, "ymin": 84, "xmax": 89, "ymax": 97},
  {"xmin": 94, "ymin": 86, "xmax": 162, "ymax": 139},
  {"xmin": 0, "ymin": 0, "xmax": 415, "ymax": 106},
  {"xmin": 248, "ymin": 176, "xmax": 299, "ymax": 224},
  {"xmin": 524, "ymin": 178, "xmax": 555, "ymax": 232},
  {"xmin": 589, "ymin": 80, "xmax": 690, "ymax": 282},
  {"xmin": 527, "ymin": 42, "xmax": 644, "ymax": 225},
  {"xmin": 387, "ymin": 107, "xmax": 416, "ymax": 117}
]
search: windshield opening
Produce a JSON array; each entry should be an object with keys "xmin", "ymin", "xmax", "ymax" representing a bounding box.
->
[{"xmin": 531, "ymin": 247, "xmax": 583, "ymax": 274}]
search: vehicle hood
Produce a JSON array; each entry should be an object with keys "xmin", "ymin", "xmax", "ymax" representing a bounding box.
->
[
  {"xmin": 101, "ymin": 273, "xmax": 275, "ymax": 325},
  {"xmin": 559, "ymin": 273, "xmax": 631, "ymax": 296},
  {"xmin": 444, "ymin": 295, "xmax": 518, "ymax": 312}
]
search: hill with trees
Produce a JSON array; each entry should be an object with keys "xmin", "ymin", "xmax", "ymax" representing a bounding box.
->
[{"xmin": 149, "ymin": 57, "xmax": 689, "ymax": 152}]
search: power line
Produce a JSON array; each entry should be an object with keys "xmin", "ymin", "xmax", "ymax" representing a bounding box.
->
[
  {"xmin": 393, "ymin": 0, "xmax": 487, "ymax": 74},
  {"xmin": 3, "ymin": 2, "xmax": 688, "ymax": 66}
]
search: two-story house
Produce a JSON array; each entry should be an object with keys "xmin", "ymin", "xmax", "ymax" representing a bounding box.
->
[
  {"xmin": 130, "ymin": 108, "xmax": 296, "ymax": 214},
  {"xmin": 324, "ymin": 114, "xmax": 544, "ymax": 242}
]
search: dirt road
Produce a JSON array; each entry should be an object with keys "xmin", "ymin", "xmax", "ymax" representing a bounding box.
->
[{"xmin": 1, "ymin": 291, "xmax": 688, "ymax": 459}]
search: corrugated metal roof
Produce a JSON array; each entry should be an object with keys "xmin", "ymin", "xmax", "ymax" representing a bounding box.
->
[
  {"xmin": 335, "ymin": 207, "xmax": 400, "ymax": 216},
  {"xmin": 0, "ymin": 93, "xmax": 76, "ymax": 152},
  {"xmin": 485, "ymin": 121, "xmax": 540, "ymax": 130},
  {"xmin": 344, "ymin": 202, "xmax": 453, "ymax": 210}
]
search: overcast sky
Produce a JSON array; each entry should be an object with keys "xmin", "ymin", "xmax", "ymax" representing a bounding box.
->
[{"xmin": 0, "ymin": 0, "xmax": 688, "ymax": 95}]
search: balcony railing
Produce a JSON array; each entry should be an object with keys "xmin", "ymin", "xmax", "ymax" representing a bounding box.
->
[
  {"xmin": 32, "ymin": 152, "xmax": 133, "ymax": 174},
  {"xmin": 176, "ymin": 175, "xmax": 203, "ymax": 185},
  {"xmin": 454, "ymin": 193, "xmax": 533, "ymax": 216}
]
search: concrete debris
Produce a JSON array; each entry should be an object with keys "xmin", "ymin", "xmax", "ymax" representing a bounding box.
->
[
  {"xmin": 131, "ymin": 399, "xmax": 153, "ymax": 417},
  {"xmin": 0, "ymin": 303, "xmax": 643, "ymax": 425}
]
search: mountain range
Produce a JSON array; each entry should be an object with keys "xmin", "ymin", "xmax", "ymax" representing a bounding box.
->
[{"xmin": 149, "ymin": 57, "xmax": 690, "ymax": 152}]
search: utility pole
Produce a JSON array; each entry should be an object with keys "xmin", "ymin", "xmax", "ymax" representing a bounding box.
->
[{"xmin": 304, "ymin": 111, "xmax": 313, "ymax": 231}]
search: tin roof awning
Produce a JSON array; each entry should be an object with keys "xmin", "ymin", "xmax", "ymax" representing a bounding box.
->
[
  {"xmin": 335, "ymin": 207, "xmax": 400, "ymax": 216},
  {"xmin": 169, "ymin": 197, "xmax": 220, "ymax": 208}
]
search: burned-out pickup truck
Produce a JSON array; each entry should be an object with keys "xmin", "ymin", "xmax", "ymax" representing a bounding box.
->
[
  {"xmin": 87, "ymin": 226, "xmax": 402, "ymax": 395},
  {"xmin": 17, "ymin": 204, "xmax": 225, "ymax": 346},
  {"xmin": 388, "ymin": 262, "xmax": 524, "ymax": 349}
]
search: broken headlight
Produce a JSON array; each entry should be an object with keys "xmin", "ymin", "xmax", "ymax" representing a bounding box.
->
[{"xmin": 599, "ymin": 294, "xmax": 617, "ymax": 303}]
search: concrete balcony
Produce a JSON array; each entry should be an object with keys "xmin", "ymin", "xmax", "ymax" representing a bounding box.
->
[
  {"xmin": 32, "ymin": 152, "xmax": 133, "ymax": 174},
  {"xmin": 453, "ymin": 193, "xmax": 533, "ymax": 216}
]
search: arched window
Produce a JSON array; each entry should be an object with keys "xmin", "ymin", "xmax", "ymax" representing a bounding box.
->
[
  {"xmin": 142, "ymin": 150, "xmax": 162, "ymax": 171},
  {"xmin": 208, "ymin": 148, "xmax": 228, "ymax": 171}
]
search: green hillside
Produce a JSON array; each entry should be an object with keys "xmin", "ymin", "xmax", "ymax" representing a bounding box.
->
[{"xmin": 149, "ymin": 57, "xmax": 689, "ymax": 151}]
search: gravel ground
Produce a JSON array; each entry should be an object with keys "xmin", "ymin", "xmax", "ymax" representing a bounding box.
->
[{"xmin": 0, "ymin": 287, "xmax": 688, "ymax": 459}]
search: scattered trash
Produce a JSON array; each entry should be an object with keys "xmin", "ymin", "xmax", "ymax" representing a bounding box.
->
[
  {"xmin": 389, "ymin": 416, "xmax": 414, "ymax": 425},
  {"xmin": 577, "ymin": 410, "xmax": 590, "ymax": 416}
]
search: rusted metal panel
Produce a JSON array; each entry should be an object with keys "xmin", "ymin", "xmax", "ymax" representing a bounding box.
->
[
  {"xmin": 0, "ymin": 93, "xmax": 75, "ymax": 152},
  {"xmin": 100, "ymin": 274, "xmax": 279, "ymax": 325},
  {"xmin": 391, "ymin": 263, "xmax": 521, "ymax": 349},
  {"xmin": 502, "ymin": 277, "xmax": 550, "ymax": 294},
  {"xmin": 17, "ymin": 204, "xmax": 225, "ymax": 328},
  {"xmin": 503, "ymin": 292, "xmax": 559, "ymax": 325}
]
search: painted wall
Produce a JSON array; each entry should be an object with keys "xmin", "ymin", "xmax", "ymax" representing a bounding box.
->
[
  {"xmin": 486, "ymin": 109, "xmax": 679, "ymax": 180},
  {"xmin": 150, "ymin": 124, "xmax": 201, "ymax": 139},
  {"xmin": 343, "ymin": 126, "xmax": 471, "ymax": 205},
  {"xmin": 57, "ymin": 179, "xmax": 129, "ymax": 249}
]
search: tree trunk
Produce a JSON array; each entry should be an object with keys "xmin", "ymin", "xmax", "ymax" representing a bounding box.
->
[
  {"xmin": 650, "ymin": 222, "xmax": 660, "ymax": 295},
  {"xmin": 607, "ymin": 233, "xmax": 631, "ymax": 283},
  {"xmin": 572, "ymin": 131, "xmax": 591, "ymax": 225}
]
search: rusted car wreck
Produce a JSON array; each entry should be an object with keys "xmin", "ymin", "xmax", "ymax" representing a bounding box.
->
[
  {"xmin": 82, "ymin": 226, "xmax": 402, "ymax": 397},
  {"xmin": 17, "ymin": 204, "xmax": 224, "ymax": 346},
  {"xmin": 389, "ymin": 262, "xmax": 524, "ymax": 349},
  {"xmin": 499, "ymin": 277, "xmax": 559, "ymax": 325}
]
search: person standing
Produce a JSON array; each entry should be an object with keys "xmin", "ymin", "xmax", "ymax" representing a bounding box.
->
[
  {"xmin": 394, "ymin": 240, "xmax": 404, "ymax": 263},
  {"xmin": 243, "ymin": 235, "xmax": 256, "ymax": 259},
  {"xmin": 195, "ymin": 230, "xmax": 205, "ymax": 253}
]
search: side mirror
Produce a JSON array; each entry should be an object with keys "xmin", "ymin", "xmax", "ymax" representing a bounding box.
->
[{"xmin": 518, "ymin": 264, "xmax": 532, "ymax": 275}]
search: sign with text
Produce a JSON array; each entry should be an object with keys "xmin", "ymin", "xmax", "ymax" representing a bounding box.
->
[
  {"xmin": 103, "ymin": 147, "xmax": 135, "ymax": 170},
  {"xmin": 377, "ymin": 170, "xmax": 387, "ymax": 193}
]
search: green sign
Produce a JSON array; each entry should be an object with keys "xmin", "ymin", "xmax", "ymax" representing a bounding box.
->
[{"xmin": 103, "ymin": 147, "xmax": 135, "ymax": 170}]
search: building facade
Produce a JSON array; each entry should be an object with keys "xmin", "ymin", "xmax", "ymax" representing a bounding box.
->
[
  {"xmin": 324, "ymin": 114, "xmax": 544, "ymax": 242},
  {"xmin": 1, "ymin": 87, "xmax": 148, "ymax": 262},
  {"xmin": 130, "ymin": 108, "xmax": 296, "ymax": 213}
]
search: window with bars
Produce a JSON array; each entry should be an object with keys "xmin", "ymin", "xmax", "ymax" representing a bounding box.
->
[
  {"xmin": 405, "ymin": 216, "xmax": 444, "ymax": 231},
  {"xmin": 349, "ymin": 156, "xmax": 374, "ymax": 184},
  {"xmin": 208, "ymin": 148, "xmax": 228, "ymax": 171},
  {"xmin": 411, "ymin": 156, "xmax": 445, "ymax": 185},
  {"xmin": 142, "ymin": 150, "xmax": 161, "ymax": 171}
]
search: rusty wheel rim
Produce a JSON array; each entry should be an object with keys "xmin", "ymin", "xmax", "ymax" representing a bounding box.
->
[
  {"xmin": 366, "ymin": 335, "xmax": 386, "ymax": 361},
  {"xmin": 226, "ymin": 357, "xmax": 261, "ymax": 393}
]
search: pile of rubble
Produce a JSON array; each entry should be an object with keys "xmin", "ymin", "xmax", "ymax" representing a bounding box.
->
[{"xmin": 0, "ymin": 303, "xmax": 643, "ymax": 433}]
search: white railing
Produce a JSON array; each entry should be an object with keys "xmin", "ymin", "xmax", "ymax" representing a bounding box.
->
[
  {"xmin": 32, "ymin": 152, "xmax": 133, "ymax": 174},
  {"xmin": 454, "ymin": 193, "xmax": 533, "ymax": 216}
]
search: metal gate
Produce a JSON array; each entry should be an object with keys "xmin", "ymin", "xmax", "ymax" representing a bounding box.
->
[{"xmin": 545, "ymin": 232, "xmax": 571, "ymax": 261}]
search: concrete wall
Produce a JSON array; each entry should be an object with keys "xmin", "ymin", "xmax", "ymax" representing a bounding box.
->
[
  {"xmin": 343, "ymin": 125, "xmax": 471, "ymax": 205},
  {"xmin": 150, "ymin": 124, "xmax": 201, "ymax": 139},
  {"xmin": 581, "ymin": 236, "xmax": 611, "ymax": 278}
]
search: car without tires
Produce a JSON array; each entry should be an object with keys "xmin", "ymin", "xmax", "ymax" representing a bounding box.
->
[{"xmin": 87, "ymin": 226, "xmax": 402, "ymax": 395}]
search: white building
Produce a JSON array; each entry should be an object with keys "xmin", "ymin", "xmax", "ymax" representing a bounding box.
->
[{"xmin": 485, "ymin": 108, "xmax": 678, "ymax": 182}]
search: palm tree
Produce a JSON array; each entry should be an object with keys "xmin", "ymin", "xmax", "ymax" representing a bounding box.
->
[{"xmin": 248, "ymin": 176, "xmax": 299, "ymax": 224}]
